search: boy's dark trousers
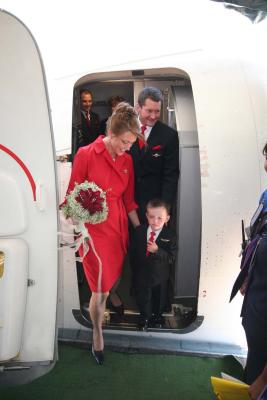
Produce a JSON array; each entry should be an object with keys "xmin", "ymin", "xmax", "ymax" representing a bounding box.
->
[{"xmin": 135, "ymin": 280, "xmax": 168, "ymax": 321}]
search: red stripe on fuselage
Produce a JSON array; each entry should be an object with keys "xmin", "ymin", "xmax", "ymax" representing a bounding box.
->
[{"xmin": 0, "ymin": 144, "xmax": 36, "ymax": 201}]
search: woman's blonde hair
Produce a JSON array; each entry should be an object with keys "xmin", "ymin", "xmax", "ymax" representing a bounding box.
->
[{"xmin": 106, "ymin": 102, "xmax": 141, "ymax": 138}]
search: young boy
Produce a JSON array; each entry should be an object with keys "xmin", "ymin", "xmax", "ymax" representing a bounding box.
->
[{"xmin": 132, "ymin": 199, "xmax": 177, "ymax": 330}]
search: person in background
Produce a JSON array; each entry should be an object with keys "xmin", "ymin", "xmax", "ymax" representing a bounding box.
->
[
  {"xmin": 71, "ymin": 89, "xmax": 100, "ymax": 159},
  {"xmin": 237, "ymin": 143, "xmax": 267, "ymax": 399},
  {"xmin": 131, "ymin": 198, "xmax": 177, "ymax": 330},
  {"xmin": 129, "ymin": 86, "xmax": 179, "ymax": 223},
  {"xmin": 64, "ymin": 103, "xmax": 140, "ymax": 365},
  {"xmin": 99, "ymin": 95, "xmax": 125, "ymax": 134},
  {"xmin": 58, "ymin": 89, "xmax": 100, "ymax": 162}
]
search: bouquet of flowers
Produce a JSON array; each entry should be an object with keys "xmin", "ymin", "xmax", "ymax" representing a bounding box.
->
[
  {"xmin": 62, "ymin": 180, "xmax": 108, "ymax": 225},
  {"xmin": 61, "ymin": 181, "xmax": 108, "ymax": 261}
]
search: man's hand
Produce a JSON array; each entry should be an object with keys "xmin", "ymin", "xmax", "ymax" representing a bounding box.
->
[
  {"xmin": 57, "ymin": 154, "xmax": 68, "ymax": 162},
  {"xmin": 249, "ymin": 365, "xmax": 267, "ymax": 399}
]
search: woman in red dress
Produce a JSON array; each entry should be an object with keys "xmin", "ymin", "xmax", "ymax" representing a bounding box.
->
[{"xmin": 66, "ymin": 103, "xmax": 140, "ymax": 364}]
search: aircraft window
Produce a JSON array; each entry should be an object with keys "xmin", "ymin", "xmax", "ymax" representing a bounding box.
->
[{"xmin": 0, "ymin": 251, "xmax": 4, "ymax": 278}]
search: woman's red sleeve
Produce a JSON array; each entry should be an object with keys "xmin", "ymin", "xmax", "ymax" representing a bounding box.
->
[{"xmin": 123, "ymin": 156, "xmax": 138, "ymax": 213}]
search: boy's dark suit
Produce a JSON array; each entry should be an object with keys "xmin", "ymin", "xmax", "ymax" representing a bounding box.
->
[
  {"xmin": 132, "ymin": 224, "xmax": 177, "ymax": 322},
  {"xmin": 129, "ymin": 120, "xmax": 179, "ymax": 222}
]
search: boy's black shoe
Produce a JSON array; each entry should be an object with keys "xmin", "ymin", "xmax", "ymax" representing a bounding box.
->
[{"xmin": 138, "ymin": 317, "xmax": 150, "ymax": 331}]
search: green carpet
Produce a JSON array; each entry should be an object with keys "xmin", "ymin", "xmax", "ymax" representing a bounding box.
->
[{"xmin": 0, "ymin": 343, "xmax": 244, "ymax": 400}]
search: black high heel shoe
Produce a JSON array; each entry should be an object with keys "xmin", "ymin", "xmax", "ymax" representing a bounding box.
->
[
  {"xmin": 91, "ymin": 346, "xmax": 104, "ymax": 365},
  {"xmin": 108, "ymin": 293, "xmax": 124, "ymax": 317}
]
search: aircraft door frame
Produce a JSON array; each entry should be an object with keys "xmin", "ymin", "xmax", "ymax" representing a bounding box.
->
[{"xmin": 171, "ymin": 85, "xmax": 201, "ymax": 300}]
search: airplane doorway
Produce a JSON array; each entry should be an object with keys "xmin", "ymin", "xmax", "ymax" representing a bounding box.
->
[{"xmin": 71, "ymin": 68, "xmax": 202, "ymax": 333}]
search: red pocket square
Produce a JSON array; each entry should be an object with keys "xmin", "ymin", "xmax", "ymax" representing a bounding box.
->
[{"xmin": 152, "ymin": 145, "xmax": 162, "ymax": 150}]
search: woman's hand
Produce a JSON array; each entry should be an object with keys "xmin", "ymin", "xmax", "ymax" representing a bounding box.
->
[{"xmin": 128, "ymin": 210, "xmax": 140, "ymax": 229}]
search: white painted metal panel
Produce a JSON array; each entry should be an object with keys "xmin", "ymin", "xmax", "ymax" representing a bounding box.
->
[
  {"xmin": 0, "ymin": 239, "xmax": 28, "ymax": 361},
  {"xmin": 0, "ymin": 10, "xmax": 58, "ymax": 366},
  {"xmin": 0, "ymin": 173, "xmax": 27, "ymax": 236}
]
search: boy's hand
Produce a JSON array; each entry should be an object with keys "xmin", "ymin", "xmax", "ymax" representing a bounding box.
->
[{"xmin": 147, "ymin": 241, "xmax": 158, "ymax": 254}]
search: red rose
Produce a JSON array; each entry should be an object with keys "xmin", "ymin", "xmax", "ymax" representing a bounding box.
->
[{"xmin": 75, "ymin": 188, "xmax": 104, "ymax": 215}]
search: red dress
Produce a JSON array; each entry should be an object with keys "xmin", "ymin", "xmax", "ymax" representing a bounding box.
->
[{"xmin": 66, "ymin": 136, "xmax": 137, "ymax": 292}]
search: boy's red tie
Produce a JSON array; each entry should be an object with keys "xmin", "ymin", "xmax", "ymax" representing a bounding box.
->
[{"xmin": 146, "ymin": 230, "xmax": 156, "ymax": 257}]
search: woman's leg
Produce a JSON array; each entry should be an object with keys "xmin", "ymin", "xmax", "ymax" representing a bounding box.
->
[{"xmin": 89, "ymin": 291, "xmax": 109, "ymax": 351}]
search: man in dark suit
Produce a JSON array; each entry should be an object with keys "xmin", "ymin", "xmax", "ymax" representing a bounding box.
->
[
  {"xmin": 58, "ymin": 90, "xmax": 100, "ymax": 163},
  {"xmin": 129, "ymin": 86, "xmax": 179, "ymax": 223},
  {"xmin": 131, "ymin": 199, "xmax": 177, "ymax": 330},
  {"xmin": 71, "ymin": 89, "xmax": 100, "ymax": 158}
]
